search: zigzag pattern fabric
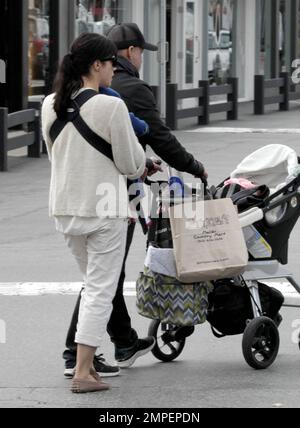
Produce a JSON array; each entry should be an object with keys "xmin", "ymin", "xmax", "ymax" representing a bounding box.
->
[{"xmin": 136, "ymin": 267, "xmax": 213, "ymax": 326}]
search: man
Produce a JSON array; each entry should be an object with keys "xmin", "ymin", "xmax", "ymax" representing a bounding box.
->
[
  {"xmin": 63, "ymin": 23, "xmax": 207, "ymax": 378},
  {"xmin": 107, "ymin": 23, "xmax": 207, "ymax": 179}
]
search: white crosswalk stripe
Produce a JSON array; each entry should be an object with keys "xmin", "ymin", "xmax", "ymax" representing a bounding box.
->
[
  {"xmin": 0, "ymin": 282, "xmax": 137, "ymax": 297},
  {"xmin": 187, "ymin": 127, "xmax": 300, "ymax": 134},
  {"xmin": 0, "ymin": 281, "xmax": 299, "ymax": 306}
]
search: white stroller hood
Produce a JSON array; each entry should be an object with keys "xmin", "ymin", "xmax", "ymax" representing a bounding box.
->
[
  {"xmin": 231, "ymin": 144, "xmax": 299, "ymax": 192},
  {"xmin": 231, "ymin": 144, "xmax": 299, "ymax": 227}
]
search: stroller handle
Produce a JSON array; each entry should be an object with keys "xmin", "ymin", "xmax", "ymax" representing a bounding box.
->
[{"xmin": 144, "ymin": 176, "xmax": 209, "ymax": 196}]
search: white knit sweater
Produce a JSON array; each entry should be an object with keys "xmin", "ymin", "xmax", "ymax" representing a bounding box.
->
[{"xmin": 42, "ymin": 91, "xmax": 146, "ymax": 218}]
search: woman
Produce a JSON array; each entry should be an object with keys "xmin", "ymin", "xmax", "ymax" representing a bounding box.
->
[{"xmin": 41, "ymin": 33, "xmax": 146, "ymax": 393}]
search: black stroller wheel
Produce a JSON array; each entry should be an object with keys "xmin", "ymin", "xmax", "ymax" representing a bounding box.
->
[
  {"xmin": 242, "ymin": 317, "xmax": 280, "ymax": 370},
  {"xmin": 298, "ymin": 331, "xmax": 300, "ymax": 351},
  {"xmin": 148, "ymin": 320, "xmax": 186, "ymax": 362}
]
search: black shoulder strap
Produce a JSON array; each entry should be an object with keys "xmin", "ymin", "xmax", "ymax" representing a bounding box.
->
[
  {"xmin": 49, "ymin": 89, "xmax": 148, "ymax": 235},
  {"xmin": 49, "ymin": 89, "xmax": 113, "ymax": 162},
  {"xmin": 72, "ymin": 89, "xmax": 99, "ymax": 109},
  {"xmin": 50, "ymin": 90, "xmax": 98, "ymax": 143},
  {"xmin": 72, "ymin": 115, "xmax": 113, "ymax": 162}
]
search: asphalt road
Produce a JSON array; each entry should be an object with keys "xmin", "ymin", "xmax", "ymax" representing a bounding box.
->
[
  {"xmin": 0, "ymin": 102, "xmax": 300, "ymax": 408},
  {"xmin": 1, "ymin": 106, "xmax": 300, "ymax": 283},
  {"xmin": 0, "ymin": 297, "xmax": 299, "ymax": 408}
]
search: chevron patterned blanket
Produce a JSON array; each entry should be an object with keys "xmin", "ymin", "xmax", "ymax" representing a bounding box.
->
[{"xmin": 136, "ymin": 268, "xmax": 213, "ymax": 326}]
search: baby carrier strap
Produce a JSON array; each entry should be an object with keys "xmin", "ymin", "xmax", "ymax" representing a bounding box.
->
[
  {"xmin": 49, "ymin": 89, "xmax": 113, "ymax": 162},
  {"xmin": 49, "ymin": 89, "xmax": 148, "ymax": 235}
]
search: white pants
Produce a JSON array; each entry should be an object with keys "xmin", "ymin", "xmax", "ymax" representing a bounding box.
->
[{"xmin": 64, "ymin": 218, "xmax": 128, "ymax": 348}]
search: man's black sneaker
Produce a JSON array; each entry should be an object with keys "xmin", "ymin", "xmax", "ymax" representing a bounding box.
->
[
  {"xmin": 115, "ymin": 337, "xmax": 156, "ymax": 369},
  {"xmin": 64, "ymin": 354, "xmax": 120, "ymax": 378}
]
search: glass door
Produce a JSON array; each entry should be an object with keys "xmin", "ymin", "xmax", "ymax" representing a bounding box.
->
[
  {"xmin": 208, "ymin": 0, "xmax": 234, "ymax": 86},
  {"xmin": 144, "ymin": 0, "xmax": 168, "ymax": 117},
  {"xmin": 183, "ymin": 0, "xmax": 201, "ymax": 88}
]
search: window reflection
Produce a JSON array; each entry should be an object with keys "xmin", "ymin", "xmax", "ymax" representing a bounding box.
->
[
  {"xmin": 75, "ymin": 0, "xmax": 131, "ymax": 37},
  {"xmin": 208, "ymin": 0, "xmax": 233, "ymax": 85},
  {"xmin": 28, "ymin": 0, "xmax": 50, "ymax": 96}
]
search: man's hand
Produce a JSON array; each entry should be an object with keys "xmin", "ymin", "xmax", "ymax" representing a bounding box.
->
[
  {"xmin": 201, "ymin": 170, "xmax": 209, "ymax": 179},
  {"xmin": 146, "ymin": 158, "xmax": 163, "ymax": 177},
  {"xmin": 194, "ymin": 161, "xmax": 208, "ymax": 182}
]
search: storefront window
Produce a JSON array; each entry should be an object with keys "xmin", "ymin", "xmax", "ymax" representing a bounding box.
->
[
  {"xmin": 75, "ymin": 0, "xmax": 132, "ymax": 38},
  {"xmin": 28, "ymin": 0, "xmax": 50, "ymax": 96},
  {"xmin": 185, "ymin": 2, "xmax": 195, "ymax": 84},
  {"xmin": 208, "ymin": 0, "xmax": 233, "ymax": 85}
]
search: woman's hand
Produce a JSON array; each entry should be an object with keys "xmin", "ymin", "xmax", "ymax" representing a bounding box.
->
[{"xmin": 146, "ymin": 158, "xmax": 163, "ymax": 177}]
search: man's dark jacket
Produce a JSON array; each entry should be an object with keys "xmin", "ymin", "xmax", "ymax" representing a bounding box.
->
[{"xmin": 111, "ymin": 57, "xmax": 203, "ymax": 176}]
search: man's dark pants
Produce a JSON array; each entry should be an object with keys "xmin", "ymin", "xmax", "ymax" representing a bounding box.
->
[{"xmin": 65, "ymin": 222, "xmax": 138, "ymax": 356}]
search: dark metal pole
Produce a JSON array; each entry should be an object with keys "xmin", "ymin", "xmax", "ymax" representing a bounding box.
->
[
  {"xmin": 166, "ymin": 84, "xmax": 178, "ymax": 130},
  {"xmin": 0, "ymin": 108, "xmax": 8, "ymax": 172},
  {"xmin": 198, "ymin": 80, "xmax": 210, "ymax": 125},
  {"xmin": 254, "ymin": 75, "xmax": 265, "ymax": 115},
  {"xmin": 227, "ymin": 77, "xmax": 238, "ymax": 121},
  {"xmin": 47, "ymin": 0, "xmax": 60, "ymax": 95},
  {"xmin": 279, "ymin": 72, "xmax": 290, "ymax": 111},
  {"xmin": 4, "ymin": 0, "xmax": 29, "ymax": 112},
  {"xmin": 0, "ymin": 0, "xmax": 7, "ymax": 108},
  {"xmin": 28, "ymin": 101, "xmax": 42, "ymax": 158}
]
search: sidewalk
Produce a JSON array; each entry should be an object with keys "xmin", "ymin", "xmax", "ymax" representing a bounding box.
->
[
  {"xmin": 0, "ymin": 102, "xmax": 300, "ymax": 408},
  {"xmin": 179, "ymin": 100, "xmax": 300, "ymax": 131}
]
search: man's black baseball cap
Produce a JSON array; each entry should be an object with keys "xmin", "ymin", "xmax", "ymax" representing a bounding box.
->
[{"xmin": 106, "ymin": 23, "xmax": 158, "ymax": 51}]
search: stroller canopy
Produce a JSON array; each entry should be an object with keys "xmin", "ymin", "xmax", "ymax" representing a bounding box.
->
[{"xmin": 231, "ymin": 144, "xmax": 299, "ymax": 192}]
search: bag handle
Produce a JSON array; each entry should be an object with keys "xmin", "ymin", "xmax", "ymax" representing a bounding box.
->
[{"xmin": 230, "ymin": 185, "xmax": 269, "ymax": 205}]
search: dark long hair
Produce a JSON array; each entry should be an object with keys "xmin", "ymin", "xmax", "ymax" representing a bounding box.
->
[{"xmin": 53, "ymin": 33, "xmax": 117, "ymax": 120}]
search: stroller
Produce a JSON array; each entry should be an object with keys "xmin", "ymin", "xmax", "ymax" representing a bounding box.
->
[{"xmin": 141, "ymin": 145, "xmax": 300, "ymax": 370}]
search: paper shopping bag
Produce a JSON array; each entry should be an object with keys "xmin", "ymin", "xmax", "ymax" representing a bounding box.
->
[{"xmin": 169, "ymin": 198, "xmax": 248, "ymax": 283}]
